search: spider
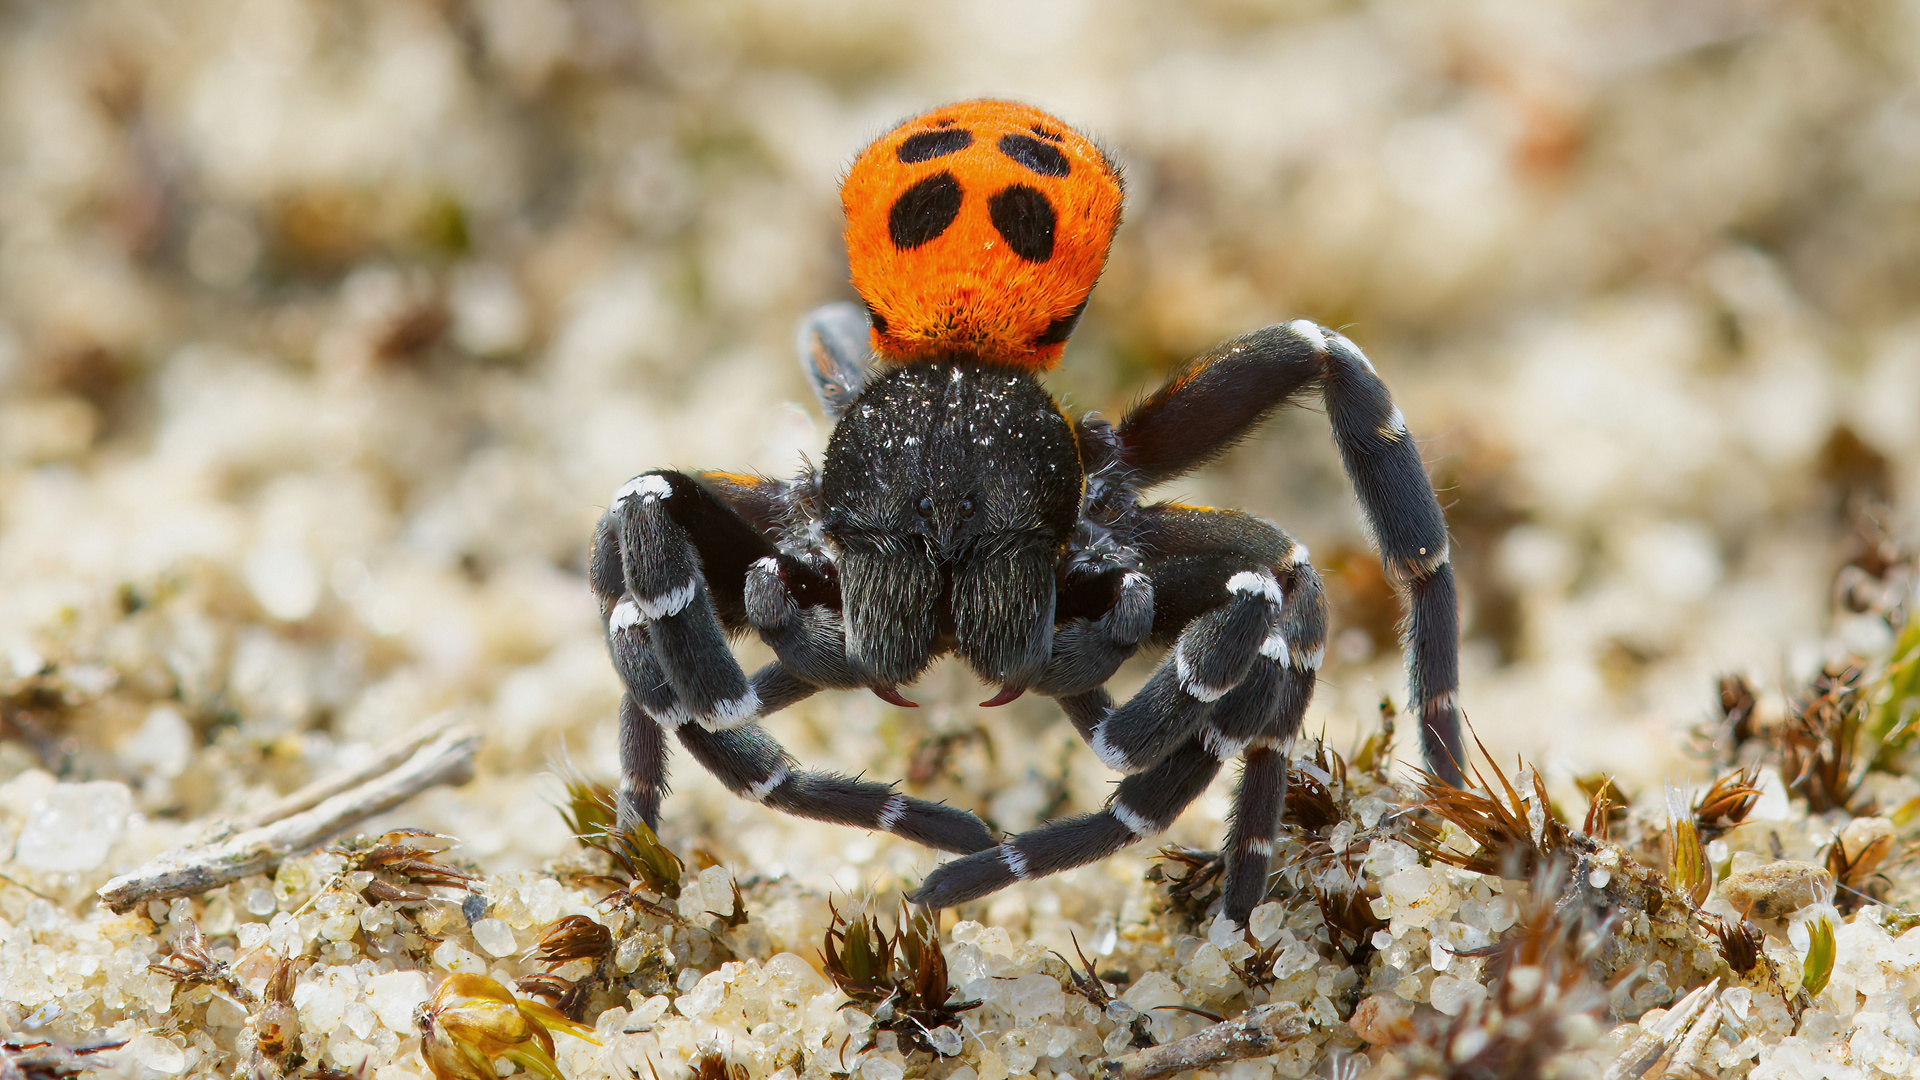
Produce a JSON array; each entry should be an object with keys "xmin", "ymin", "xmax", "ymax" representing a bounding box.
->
[{"xmin": 590, "ymin": 100, "xmax": 1461, "ymax": 925}]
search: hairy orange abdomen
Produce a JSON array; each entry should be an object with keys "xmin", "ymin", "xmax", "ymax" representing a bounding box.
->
[{"xmin": 842, "ymin": 100, "xmax": 1124, "ymax": 370}]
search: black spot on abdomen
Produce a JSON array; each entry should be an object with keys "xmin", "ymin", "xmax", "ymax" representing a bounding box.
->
[
  {"xmin": 897, "ymin": 128, "xmax": 973, "ymax": 163},
  {"xmin": 889, "ymin": 172, "xmax": 963, "ymax": 250},
  {"xmin": 988, "ymin": 185, "xmax": 1056, "ymax": 262},
  {"xmin": 1034, "ymin": 298, "xmax": 1087, "ymax": 347},
  {"xmin": 998, "ymin": 133, "xmax": 1069, "ymax": 177}
]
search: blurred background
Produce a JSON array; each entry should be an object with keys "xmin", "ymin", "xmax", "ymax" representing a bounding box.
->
[{"xmin": 0, "ymin": 0, "xmax": 1915, "ymax": 893}]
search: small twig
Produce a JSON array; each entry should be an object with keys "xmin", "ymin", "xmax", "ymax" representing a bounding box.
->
[
  {"xmin": 210, "ymin": 711, "xmax": 466, "ymax": 839},
  {"xmin": 1603, "ymin": 979, "xmax": 1721, "ymax": 1080},
  {"xmin": 97, "ymin": 722, "xmax": 479, "ymax": 913},
  {"xmin": 1099, "ymin": 1002, "xmax": 1307, "ymax": 1080}
]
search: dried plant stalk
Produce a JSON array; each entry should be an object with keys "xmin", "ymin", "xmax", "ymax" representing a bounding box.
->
[
  {"xmin": 1098, "ymin": 1002, "xmax": 1307, "ymax": 1080},
  {"xmin": 1407, "ymin": 735, "xmax": 1575, "ymax": 878},
  {"xmin": 98, "ymin": 722, "xmax": 479, "ymax": 912},
  {"xmin": 213, "ymin": 711, "xmax": 467, "ymax": 837}
]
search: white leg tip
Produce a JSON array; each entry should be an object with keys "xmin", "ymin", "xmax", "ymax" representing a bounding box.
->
[
  {"xmin": 615, "ymin": 473, "xmax": 673, "ymax": 506},
  {"xmin": 877, "ymin": 794, "xmax": 909, "ymax": 831},
  {"xmin": 701, "ymin": 688, "xmax": 761, "ymax": 730},
  {"xmin": 1226, "ymin": 570, "xmax": 1283, "ymax": 604},
  {"xmin": 1090, "ymin": 723, "xmax": 1131, "ymax": 772},
  {"xmin": 635, "ymin": 581, "xmax": 698, "ymax": 619},
  {"xmin": 609, "ymin": 598, "xmax": 643, "ymax": 632},
  {"xmin": 1259, "ymin": 629, "xmax": 1290, "ymax": 664},
  {"xmin": 1287, "ymin": 319, "xmax": 1328, "ymax": 352},
  {"xmin": 1001, "ymin": 841, "xmax": 1031, "ymax": 880}
]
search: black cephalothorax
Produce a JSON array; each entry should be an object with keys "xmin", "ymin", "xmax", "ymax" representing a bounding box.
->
[
  {"xmin": 590, "ymin": 305, "xmax": 1460, "ymax": 926},
  {"xmin": 823, "ymin": 362, "xmax": 1081, "ymax": 694}
]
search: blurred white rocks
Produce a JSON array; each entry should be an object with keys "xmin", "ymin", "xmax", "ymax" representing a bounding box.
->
[
  {"xmin": 121, "ymin": 707, "xmax": 195, "ymax": 778},
  {"xmin": 13, "ymin": 780, "xmax": 133, "ymax": 872}
]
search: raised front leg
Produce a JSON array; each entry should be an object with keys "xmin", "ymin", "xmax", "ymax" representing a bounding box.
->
[{"xmin": 1114, "ymin": 322, "xmax": 1462, "ymax": 783}]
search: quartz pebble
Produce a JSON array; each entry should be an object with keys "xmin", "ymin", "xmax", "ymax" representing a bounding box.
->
[
  {"xmin": 13, "ymin": 781, "xmax": 133, "ymax": 871},
  {"xmin": 127, "ymin": 1033, "xmax": 186, "ymax": 1075},
  {"xmin": 472, "ymin": 918, "xmax": 517, "ymax": 957}
]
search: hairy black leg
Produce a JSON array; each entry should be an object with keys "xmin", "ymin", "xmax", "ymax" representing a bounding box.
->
[
  {"xmin": 744, "ymin": 554, "xmax": 863, "ymax": 689},
  {"xmin": 618, "ymin": 694, "xmax": 669, "ymax": 831},
  {"xmin": 1203, "ymin": 562, "xmax": 1327, "ymax": 923},
  {"xmin": 1033, "ymin": 569, "xmax": 1154, "ymax": 697},
  {"xmin": 1317, "ymin": 328, "xmax": 1461, "ymax": 781},
  {"xmin": 1055, "ymin": 689, "xmax": 1109, "ymax": 743},
  {"xmin": 795, "ymin": 301, "xmax": 872, "ymax": 421},
  {"xmin": 1198, "ymin": 561, "xmax": 1325, "ymax": 762},
  {"xmin": 912, "ymin": 740, "xmax": 1221, "ymax": 909},
  {"xmin": 595, "ymin": 468, "xmax": 832, "ymax": 836},
  {"xmin": 674, "ymin": 722, "xmax": 994, "ymax": 854},
  {"xmin": 602, "ymin": 471, "xmax": 772, "ymax": 727},
  {"xmin": 1077, "ymin": 505, "xmax": 1310, "ymax": 774},
  {"xmin": 1220, "ymin": 747, "xmax": 1287, "ymax": 924},
  {"xmin": 610, "ymin": 616, "xmax": 978, "ymax": 850},
  {"xmin": 600, "ymin": 574, "xmax": 989, "ymax": 852},
  {"xmin": 599, "ymin": 575, "xmax": 818, "ymax": 831},
  {"xmin": 1087, "ymin": 569, "xmax": 1285, "ymax": 774},
  {"xmin": 1113, "ymin": 322, "xmax": 1461, "ymax": 783},
  {"xmin": 1408, "ymin": 562, "xmax": 1462, "ymax": 780}
]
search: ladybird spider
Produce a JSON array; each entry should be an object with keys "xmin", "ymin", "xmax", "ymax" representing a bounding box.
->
[{"xmin": 590, "ymin": 100, "xmax": 1461, "ymax": 925}]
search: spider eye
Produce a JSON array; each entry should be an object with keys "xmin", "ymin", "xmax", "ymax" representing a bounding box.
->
[
  {"xmin": 958, "ymin": 498, "xmax": 975, "ymax": 519},
  {"xmin": 916, "ymin": 496, "xmax": 934, "ymax": 517}
]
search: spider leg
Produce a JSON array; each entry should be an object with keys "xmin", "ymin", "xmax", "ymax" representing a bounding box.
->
[
  {"xmin": 911, "ymin": 739, "xmax": 1221, "ymax": 909},
  {"xmin": 596, "ymin": 471, "xmax": 773, "ymax": 729},
  {"xmin": 1201, "ymin": 562, "xmax": 1327, "ymax": 924},
  {"xmin": 600, "ymin": 589, "xmax": 816, "ymax": 830},
  {"xmin": 594, "ymin": 470, "xmax": 993, "ymax": 852},
  {"xmin": 1113, "ymin": 322, "xmax": 1462, "ymax": 782},
  {"xmin": 1076, "ymin": 505, "xmax": 1313, "ymax": 776},
  {"xmin": 1030, "ymin": 566, "xmax": 1154, "ymax": 698},
  {"xmin": 616, "ymin": 695, "xmax": 668, "ymax": 832},
  {"xmin": 1083, "ymin": 568, "xmax": 1286, "ymax": 775},
  {"xmin": 671, "ymin": 721, "xmax": 993, "ymax": 854},
  {"xmin": 795, "ymin": 301, "xmax": 872, "ymax": 422},
  {"xmin": 743, "ymin": 554, "xmax": 863, "ymax": 689}
]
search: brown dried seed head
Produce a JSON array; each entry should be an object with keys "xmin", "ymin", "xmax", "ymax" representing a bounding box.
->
[
  {"xmin": 532, "ymin": 915, "xmax": 614, "ymax": 966},
  {"xmin": 1694, "ymin": 767, "xmax": 1764, "ymax": 839},
  {"xmin": 690, "ymin": 1049, "xmax": 747, "ymax": 1080},
  {"xmin": 252, "ymin": 960, "xmax": 302, "ymax": 1062},
  {"xmin": 1711, "ymin": 916, "xmax": 1764, "ymax": 974}
]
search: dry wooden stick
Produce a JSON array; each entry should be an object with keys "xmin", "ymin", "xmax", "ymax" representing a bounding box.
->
[
  {"xmin": 208, "ymin": 711, "xmax": 467, "ymax": 838},
  {"xmin": 1602, "ymin": 979, "xmax": 1721, "ymax": 1080},
  {"xmin": 97, "ymin": 721, "xmax": 479, "ymax": 912},
  {"xmin": 1099, "ymin": 1002, "xmax": 1308, "ymax": 1080}
]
